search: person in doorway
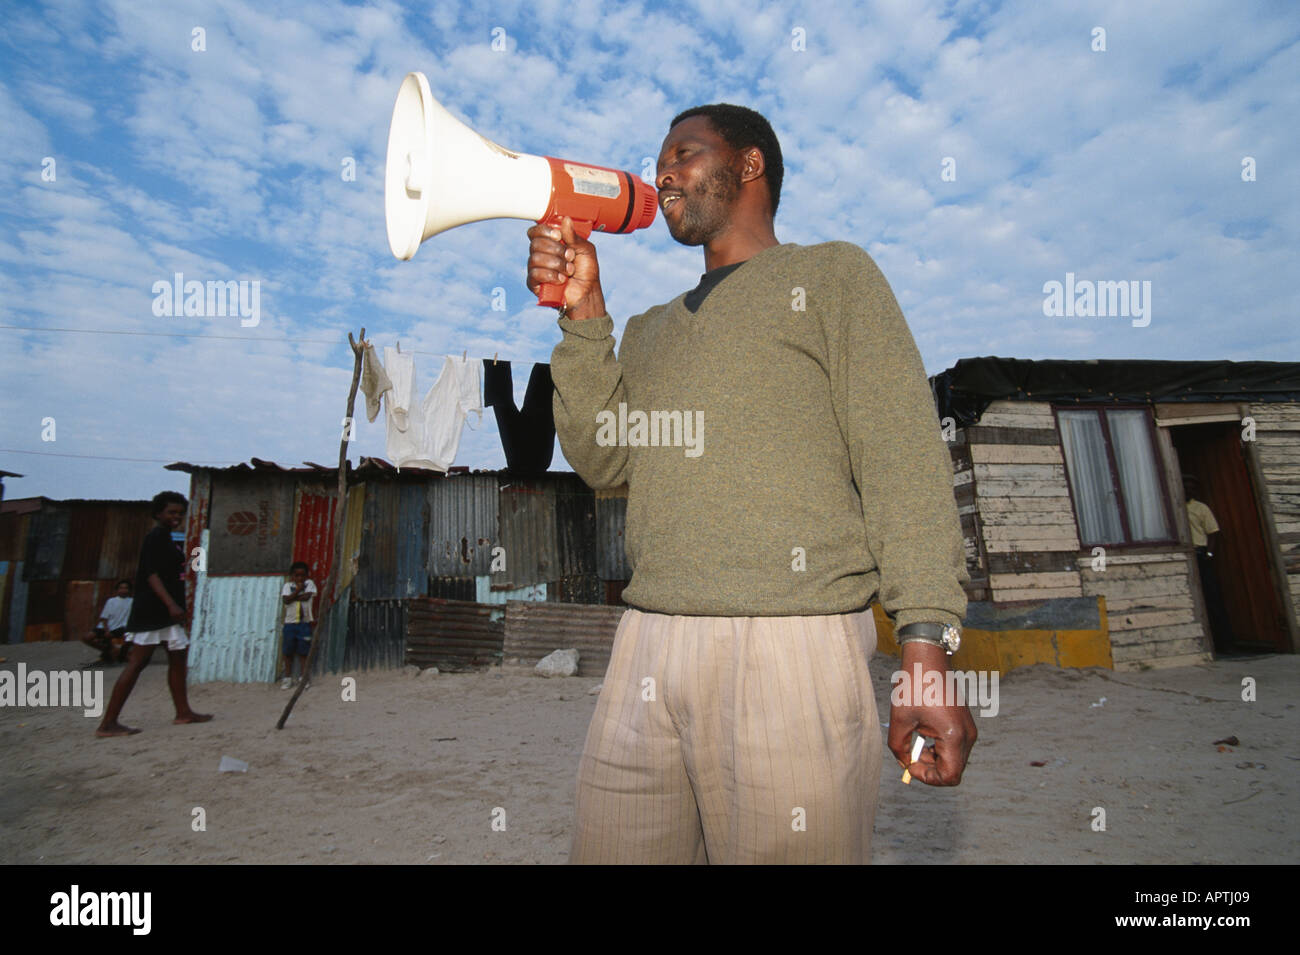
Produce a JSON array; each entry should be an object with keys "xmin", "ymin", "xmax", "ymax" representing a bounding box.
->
[
  {"xmin": 96, "ymin": 491, "xmax": 213, "ymax": 736},
  {"xmin": 279, "ymin": 561, "xmax": 317, "ymax": 688},
  {"xmin": 1183, "ymin": 474, "xmax": 1235, "ymax": 652}
]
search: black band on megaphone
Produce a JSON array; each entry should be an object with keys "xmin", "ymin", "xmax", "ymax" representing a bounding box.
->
[{"xmin": 615, "ymin": 171, "xmax": 637, "ymax": 234}]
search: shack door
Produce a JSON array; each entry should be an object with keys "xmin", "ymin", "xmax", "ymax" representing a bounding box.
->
[{"xmin": 1170, "ymin": 421, "xmax": 1289, "ymax": 652}]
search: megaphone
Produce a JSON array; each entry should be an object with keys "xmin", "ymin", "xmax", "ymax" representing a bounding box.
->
[{"xmin": 385, "ymin": 72, "xmax": 657, "ymax": 307}]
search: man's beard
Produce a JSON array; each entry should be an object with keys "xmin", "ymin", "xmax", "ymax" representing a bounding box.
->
[{"xmin": 666, "ymin": 162, "xmax": 742, "ymax": 247}]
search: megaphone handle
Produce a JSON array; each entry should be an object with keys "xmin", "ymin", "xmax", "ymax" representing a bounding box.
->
[
  {"xmin": 535, "ymin": 216, "xmax": 593, "ymax": 309},
  {"xmin": 537, "ymin": 281, "xmax": 567, "ymax": 309}
]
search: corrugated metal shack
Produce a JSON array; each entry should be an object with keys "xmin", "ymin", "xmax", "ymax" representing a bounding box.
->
[
  {"xmin": 0, "ymin": 497, "xmax": 157, "ymax": 644},
  {"xmin": 166, "ymin": 458, "xmax": 633, "ymax": 682},
  {"xmin": 931, "ymin": 357, "xmax": 1300, "ymax": 669}
]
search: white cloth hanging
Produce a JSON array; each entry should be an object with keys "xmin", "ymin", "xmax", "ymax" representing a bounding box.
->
[
  {"xmin": 383, "ymin": 351, "xmax": 483, "ymax": 471},
  {"xmin": 383, "ymin": 346, "xmax": 425, "ymax": 468},
  {"xmin": 359, "ymin": 342, "xmax": 393, "ymax": 423},
  {"xmin": 419, "ymin": 355, "xmax": 482, "ymax": 470}
]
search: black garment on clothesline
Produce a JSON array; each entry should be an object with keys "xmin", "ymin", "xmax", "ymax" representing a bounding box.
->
[{"xmin": 483, "ymin": 360, "xmax": 556, "ymax": 477}]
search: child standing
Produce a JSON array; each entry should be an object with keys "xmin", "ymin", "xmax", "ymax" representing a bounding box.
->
[{"xmin": 280, "ymin": 561, "xmax": 317, "ymax": 688}]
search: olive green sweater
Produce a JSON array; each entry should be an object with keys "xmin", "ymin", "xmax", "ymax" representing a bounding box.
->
[{"xmin": 550, "ymin": 241, "xmax": 968, "ymax": 628}]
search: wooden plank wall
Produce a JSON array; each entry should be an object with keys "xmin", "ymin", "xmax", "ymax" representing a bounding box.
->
[
  {"xmin": 963, "ymin": 401, "xmax": 1083, "ymax": 601},
  {"xmin": 1080, "ymin": 553, "xmax": 1200, "ymax": 667},
  {"xmin": 958, "ymin": 399, "xmax": 1262, "ymax": 667},
  {"xmin": 947, "ymin": 427, "xmax": 987, "ymax": 599},
  {"xmin": 1248, "ymin": 403, "xmax": 1300, "ymax": 627}
]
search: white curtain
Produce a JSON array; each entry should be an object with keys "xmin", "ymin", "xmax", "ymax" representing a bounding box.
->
[
  {"xmin": 1058, "ymin": 411, "xmax": 1123, "ymax": 544},
  {"xmin": 1107, "ymin": 409, "xmax": 1171, "ymax": 541}
]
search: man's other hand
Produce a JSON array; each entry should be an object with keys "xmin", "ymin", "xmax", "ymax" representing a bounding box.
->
[{"xmin": 887, "ymin": 641, "xmax": 978, "ymax": 786}]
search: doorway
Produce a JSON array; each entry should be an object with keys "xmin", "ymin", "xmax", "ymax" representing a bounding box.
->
[{"xmin": 1169, "ymin": 421, "xmax": 1291, "ymax": 653}]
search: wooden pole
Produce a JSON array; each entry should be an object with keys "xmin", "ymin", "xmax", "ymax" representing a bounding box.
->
[{"xmin": 277, "ymin": 328, "xmax": 366, "ymax": 729}]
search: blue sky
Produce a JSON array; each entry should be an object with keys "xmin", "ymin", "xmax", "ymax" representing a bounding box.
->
[{"xmin": 2, "ymin": 0, "xmax": 1297, "ymax": 500}]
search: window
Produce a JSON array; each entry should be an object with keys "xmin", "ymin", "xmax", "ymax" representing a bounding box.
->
[{"xmin": 1056, "ymin": 407, "xmax": 1173, "ymax": 546}]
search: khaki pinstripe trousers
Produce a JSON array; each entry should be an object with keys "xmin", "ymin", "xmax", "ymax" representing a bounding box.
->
[{"xmin": 569, "ymin": 607, "xmax": 882, "ymax": 864}]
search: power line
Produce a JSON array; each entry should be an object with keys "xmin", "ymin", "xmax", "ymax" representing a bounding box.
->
[
  {"xmin": 0, "ymin": 324, "xmax": 345, "ymax": 346},
  {"xmin": 0, "ymin": 448, "xmax": 241, "ymax": 465},
  {"xmin": 0, "ymin": 327, "xmax": 512, "ymax": 361}
]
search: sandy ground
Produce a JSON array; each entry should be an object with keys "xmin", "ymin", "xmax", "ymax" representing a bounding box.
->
[{"xmin": 1, "ymin": 640, "xmax": 1296, "ymax": 864}]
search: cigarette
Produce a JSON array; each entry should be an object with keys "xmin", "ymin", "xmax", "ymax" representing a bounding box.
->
[{"xmin": 901, "ymin": 735, "xmax": 925, "ymax": 784}]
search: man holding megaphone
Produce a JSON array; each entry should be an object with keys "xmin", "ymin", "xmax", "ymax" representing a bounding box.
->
[{"xmin": 528, "ymin": 105, "xmax": 977, "ymax": 864}]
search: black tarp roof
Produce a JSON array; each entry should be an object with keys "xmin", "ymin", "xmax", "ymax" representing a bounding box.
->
[{"xmin": 930, "ymin": 357, "xmax": 1300, "ymax": 428}]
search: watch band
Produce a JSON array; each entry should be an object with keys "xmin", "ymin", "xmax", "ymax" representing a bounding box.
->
[
  {"xmin": 896, "ymin": 623, "xmax": 949, "ymax": 640},
  {"xmin": 897, "ymin": 622, "xmax": 960, "ymax": 655},
  {"xmin": 897, "ymin": 633, "xmax": 947, "ymax": 651}
]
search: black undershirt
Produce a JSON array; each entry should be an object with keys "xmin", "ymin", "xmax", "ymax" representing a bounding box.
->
[{"xmin": 684, "ymin": 261, "xmax": 746, "ymax": 313}]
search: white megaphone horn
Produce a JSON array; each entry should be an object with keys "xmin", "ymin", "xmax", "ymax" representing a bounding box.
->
[{"xmin": 384, "ymin": 72, "xmax": 657, "ymax": 307}]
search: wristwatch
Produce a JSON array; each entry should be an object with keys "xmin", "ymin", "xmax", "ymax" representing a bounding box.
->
[{"xmin": 896, "ymin": 622, "xmax": 961, "ymax": 656}]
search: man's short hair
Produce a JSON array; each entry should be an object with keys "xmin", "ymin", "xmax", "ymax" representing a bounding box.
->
[
  {"xmin": 117, "ymin": 579, "xmax": 133, "ymax": 589},
  {"xmin": 151, "ymin": 490, "xmax": 188, "ymax": 516},
  {"xmin": 669, "ymin": 104, "xmax": 784, "ymax": 216},
  {"xmin": 290, "ymin": 561, "xmax": 310, "ymax": 575}
]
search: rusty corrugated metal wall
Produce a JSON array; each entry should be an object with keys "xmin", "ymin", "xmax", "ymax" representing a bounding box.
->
[
  {"xmin": 595, "ymin": 493, "xmax": 630, "ymax": 582},
  {"xmin": 292, "ymin": 484, "xmax": 338, "ymax": 587},
  {"xmin": 356, "ymin": 481, "xmax": 395, "ymax": 600},
  {"xmin": 23, "ymin": 580, "xmax": 64, "ymax": 640},
  {"xmin": 497, "ymin": 479, "xmax": 557, "ymax": 588},
  {"xmin": 405, "ymin": 597, "xmax": 503, "ymax": 670},
  {"xmin": 24, "ymin": 504, "xmax": 68, "ymax": 581},
  {"xmin": 396, "ymin": 482, "xmax": 429, "ymax": 596},
  {"xmin": 207, "ymin": 474, "xmax": 295, "ymax": 575},
  {"xmin": 552, "ymin": 475, "xmax": 600, "ymax": 603},
  {"xmin": 188, "ymin": 563, "xmax": 282, "ymax": 683},
  {"xmin": 339, "ymin": 483, "xmax": 366, "ymax": 592},
  {"xmin": 64, "ymin": 580, "xmax": 101, "ymax": 643},
  {"xmin": 555, "ymin": 474, "xmax": 597, "ymax": 578},
  {"xmin": 2, "ymin": 499, "xmax": 159, "ymax": 642},
  {"xmin": 549, "ymin": 575, "xmax": 603, "ymax": 604},
  {"xmin": 59, "ymin": 504, "xmax": 108, "ymax": 579},
  {"xmin": 0, "ymin": 561, "xmax": 14, "ymax": 643},
  {"xmin": 344, "ymin": 596, "xmax": 406, "ymax": 671},
  {"xmin": 356, "ymin": 480, "xmax": 428, "ymax": 599},
  {"xmin": 502, "ymin": 600, "xmax": 627, "ymax": 677},
  {"xmin": 428, "ymin": 576, "xmax": 475, "ymax": 600},
  {"xmin": 5, "ymin": 561, "xmax": 27, "ymax": 643},
  {"xmin": 314, "ymin": 583, "xmax": 351, "ymax": 674},
  {"xmin": 428, "ymin": 473, "xmax": 498, "ymax": 578},
  {"xmin": 14, "ymin": 501, "xmax": 156, "ymax": 642},
  {"xmin": 0, "ymin": 509, "xmax": 32, "ymax": 562},
  {"xmin": 98, "ymin": 504, "xmax": 155, "ymax": 580}
]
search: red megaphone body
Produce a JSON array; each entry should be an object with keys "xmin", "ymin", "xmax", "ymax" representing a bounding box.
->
[{"xmin": 385, "ymin": 72, "xmax": 657, "ymax": 307}]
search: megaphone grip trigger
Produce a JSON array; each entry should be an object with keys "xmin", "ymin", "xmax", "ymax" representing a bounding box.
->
[{"xmin": 537, "ymin": 281, "xmax": 567, "ymax": 309}]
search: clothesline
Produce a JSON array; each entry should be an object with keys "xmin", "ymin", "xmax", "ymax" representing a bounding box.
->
[
  {"xmin": 361, "ymin": 338, "xmax": 556, "ymax": 477},
  {"xmin": 378, "ymin": 340, "xmax": 544, "ymax": 368}
]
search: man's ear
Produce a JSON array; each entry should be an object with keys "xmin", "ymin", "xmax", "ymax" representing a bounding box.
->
[{"xmin": 739, "ymin": 145, "xmax": 765, "ymax": 185}]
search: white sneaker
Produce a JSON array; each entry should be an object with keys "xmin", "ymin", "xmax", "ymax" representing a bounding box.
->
[{"xmin": 280, "ymin": 677, "xmax": 293, "ymax": 689}]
